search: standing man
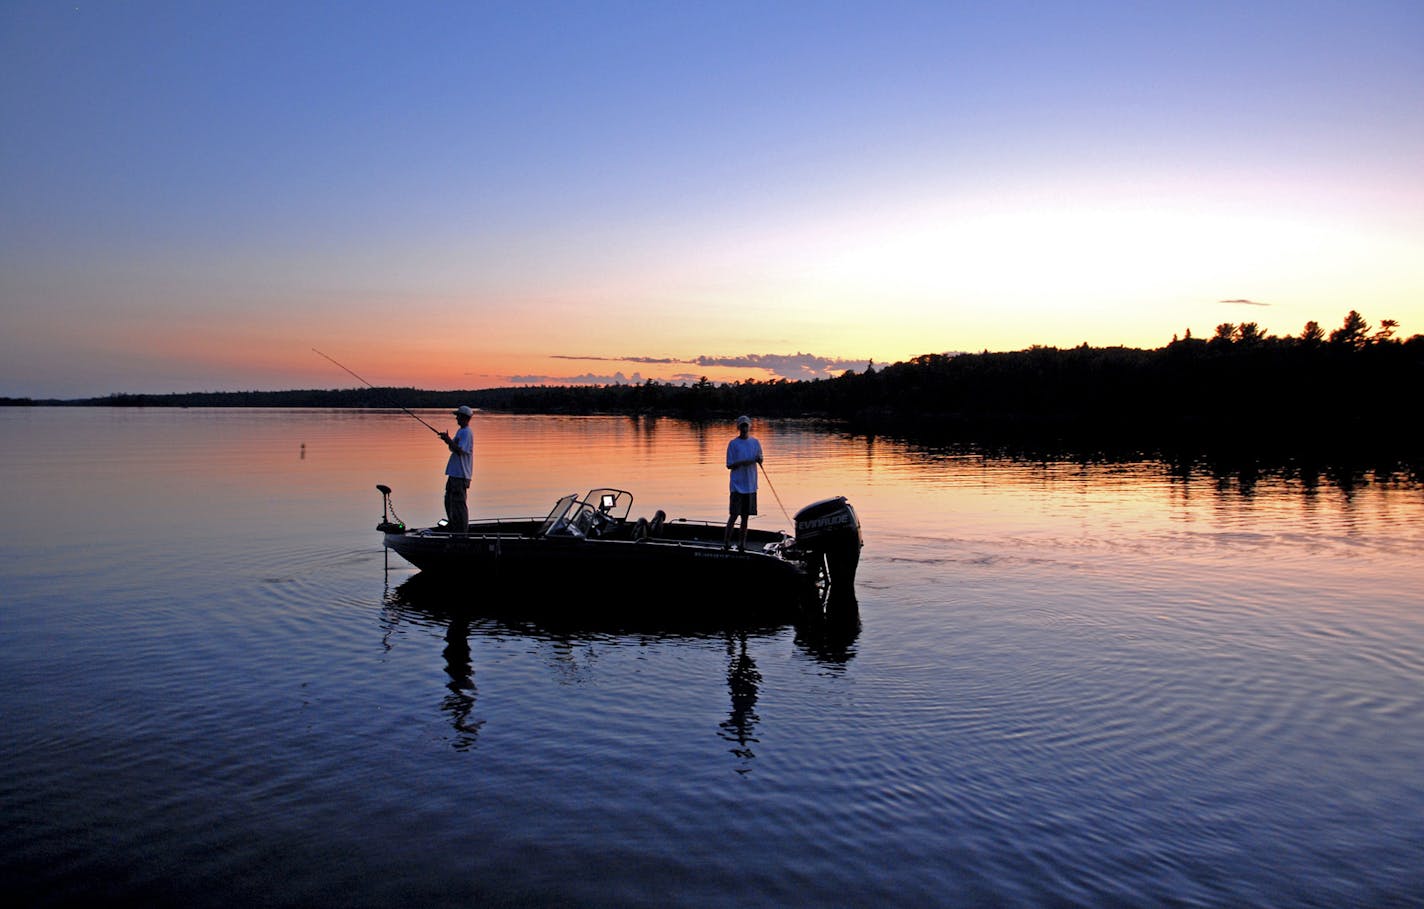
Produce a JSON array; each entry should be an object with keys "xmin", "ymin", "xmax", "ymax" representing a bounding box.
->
[
  {"xmin": 438, "ymin": 405, "xmax": 474, "ymax": 534},
  {"xmin": 724, "ymin": 415, "xmax": 763, "ymax": 551}
]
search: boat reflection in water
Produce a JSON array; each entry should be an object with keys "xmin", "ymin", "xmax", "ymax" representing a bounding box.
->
[{"xmin": 381, "ymin": 571, "xmax": 860, "ymax": 763}]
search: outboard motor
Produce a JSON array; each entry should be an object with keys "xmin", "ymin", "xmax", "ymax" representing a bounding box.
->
[{"xmin": 794, "ymin": 496, "xmax": 862, "ymax": 598}]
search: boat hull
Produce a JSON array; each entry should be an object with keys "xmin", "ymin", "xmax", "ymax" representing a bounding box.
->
[
  {"xmin": 374, "ymin": 486, "xmax": 858, "ymax": 613},
  {"xmin": 384, "ymin": 521, "xmax": 814, "ymax": 597}
]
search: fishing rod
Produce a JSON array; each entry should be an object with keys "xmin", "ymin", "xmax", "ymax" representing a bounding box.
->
[
  {"xmin": 311, "ymin": 348, "xmax": 443, "ymax": 436},
  {"xmin": 759, "ymin": 463, "xmax": 794, "ymax": 526}
]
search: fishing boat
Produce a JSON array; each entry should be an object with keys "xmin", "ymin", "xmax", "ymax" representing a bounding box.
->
[{"xmin": 376, "ymin": 485, "xmax": 862, "ymax": 608}]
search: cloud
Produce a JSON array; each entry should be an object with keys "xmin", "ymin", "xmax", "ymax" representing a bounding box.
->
[
  {"xmin": 1220, "ymin": 298, "xmax": 1270, "ymax": 307},
  {"xmin": 550, "ymin": 351, "xmax": 871, "ymax": 381},
  {"xmin": 698, "ymin": 353, "xmax": 870, "ymax": 379},
  {"xmin": 552, "ymin": 355, "xmax": 680, "ymax": 365},
  {"xmin": 507, "ymin": 371, "xmax": 645, "ymax": 386}
]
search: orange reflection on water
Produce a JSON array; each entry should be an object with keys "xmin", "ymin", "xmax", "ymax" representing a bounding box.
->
[{"xmin": 5, "ymin": 408, "xmax": 1420, "ymax": 616}]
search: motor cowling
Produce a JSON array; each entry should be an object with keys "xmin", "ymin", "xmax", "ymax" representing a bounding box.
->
[{"xmin": 794, "ymin": 496, "xmax": 862, "ymax": 594}]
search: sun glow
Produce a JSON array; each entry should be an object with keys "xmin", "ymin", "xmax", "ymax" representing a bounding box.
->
[
  {"xmin": 705, "ymin": 193, "xmax": 1422, "ymax": 355},
  {"xmin": 3, "ymin": 2, "xmax": 1420, "ymax": 398}
]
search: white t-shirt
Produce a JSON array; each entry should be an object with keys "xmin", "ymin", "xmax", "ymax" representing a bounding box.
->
[
  {"xmin": 445, "ymin": 425, "xmax": 473, "ymax": 480},
  {"xmin": 726, "ymin": 436, "xmax": 762, "ymax": 494}
]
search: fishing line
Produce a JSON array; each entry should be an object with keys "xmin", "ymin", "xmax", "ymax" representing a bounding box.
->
[
  {"xmin": 312, "ymin": 348, "xmax": 443, "ymax": 436},
  {"xmin": 759, "ymin": 463, "xmax": 794, "ymax": 526}
]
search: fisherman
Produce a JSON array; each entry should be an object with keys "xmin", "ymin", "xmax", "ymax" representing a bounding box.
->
[
  {"xmin": 438, "ymin": 405, "xmax": 474, "ymax": 534},
  {"xmin": 723, "ymin": 415, "xmax": 763, "ymax": 551}
]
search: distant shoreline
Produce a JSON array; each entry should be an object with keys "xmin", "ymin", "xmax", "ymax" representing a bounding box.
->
[{"xmin": 6, "ymin": 324, "xmax": 1421, "ymax": 462}]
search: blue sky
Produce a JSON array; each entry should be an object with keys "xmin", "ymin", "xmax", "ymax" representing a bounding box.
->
[{"xmin": 3, "ymin": 1, "xmax": 1421, "ymax": 396}]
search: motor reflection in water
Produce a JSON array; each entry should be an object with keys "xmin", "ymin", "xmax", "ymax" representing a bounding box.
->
[{"xmin": 381, "ymin": 572, "xmax": 860, "ymax": 767}]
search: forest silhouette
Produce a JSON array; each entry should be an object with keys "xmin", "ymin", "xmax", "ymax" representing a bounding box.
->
[{"xmin": 7, "ymin": 311, "xmax": 1420, "ymax": 460}]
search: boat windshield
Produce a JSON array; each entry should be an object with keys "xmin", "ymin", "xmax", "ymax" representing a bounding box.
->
[
  {"xmin": 583, "ymin": 489, "xmax": 633, "ymax": 521},
  {"xmin": 538, "ymin": 489, "xmax": 635, "ymax": 538},
  {"xmin": 537, "ymin": 493, "xmax": 579, "ymax": 537}
]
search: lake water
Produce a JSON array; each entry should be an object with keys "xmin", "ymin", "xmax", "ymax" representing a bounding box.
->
[{"xmin": 2, "ymin": 407, "xmax": 1421, "ymax": 908}]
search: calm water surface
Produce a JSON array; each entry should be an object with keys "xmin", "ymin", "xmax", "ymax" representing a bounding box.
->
[{"xmin": 2, "ymin": 408, "xmax": 1421, "ymax": 907}]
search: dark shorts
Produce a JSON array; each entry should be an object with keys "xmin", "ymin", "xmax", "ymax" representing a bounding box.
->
[{"xmin": 729, "ymin": 491, "xmax": 757, "ymax": 518}]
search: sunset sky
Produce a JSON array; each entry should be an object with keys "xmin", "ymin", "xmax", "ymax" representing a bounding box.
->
[{"xmin": 3, "ymin": 1, "xmax": 1421, "ymax": 398}]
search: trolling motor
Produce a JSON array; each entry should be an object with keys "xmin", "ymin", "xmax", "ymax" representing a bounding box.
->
[{"xmin": 376, "ymin": 484, "xmax": 407, "ymax": 534}]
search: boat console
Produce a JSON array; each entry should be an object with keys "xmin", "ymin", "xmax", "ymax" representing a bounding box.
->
[{"xmin": 539, "ymin": 489, "xmax": 635, "ymax": 539}]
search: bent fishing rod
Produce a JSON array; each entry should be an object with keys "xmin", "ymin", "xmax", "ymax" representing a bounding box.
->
[{"xmin": 311, "ymin": 348, "xmax": 444, "ymax": 436}]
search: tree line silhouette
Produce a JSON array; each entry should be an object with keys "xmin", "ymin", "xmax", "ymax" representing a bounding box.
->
[
  {"xmin": 822, "ymin": 310, "xmax": 1422, "ymax": 451},
  {"xmin": 5, "ymin": 311, "xmax": 1419, "ymax": 455}
]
